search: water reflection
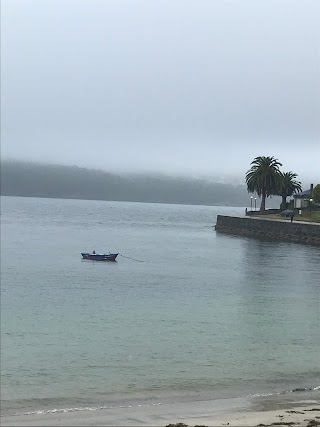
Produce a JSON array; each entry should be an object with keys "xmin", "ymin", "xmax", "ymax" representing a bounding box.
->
[{"xmin": 231, "ymin": 237, "xmax": 320, "ymax": 377}]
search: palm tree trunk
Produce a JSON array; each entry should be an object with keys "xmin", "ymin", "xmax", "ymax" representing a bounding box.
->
[
  {"xmin": 280, "ymin": 195, "xmax": 287, "ymax": 210},
  {"xmin": 260, "ymin": 191, "xmax": 266, "ymax": 211}
]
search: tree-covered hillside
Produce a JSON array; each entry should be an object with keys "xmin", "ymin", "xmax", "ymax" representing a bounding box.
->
[{"xmin": 1, "ymin": 160, "xmax": 279, "ymax": 207}]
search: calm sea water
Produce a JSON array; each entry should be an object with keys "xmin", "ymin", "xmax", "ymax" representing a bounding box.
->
[{"xmin": 1, "ymin": 196, "xmax": 319, "ymax": 417}]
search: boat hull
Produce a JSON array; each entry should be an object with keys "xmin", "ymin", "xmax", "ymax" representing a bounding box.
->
[{"xmin": 81, "ymin": 253, "xmax": 118, "ymax": 261}]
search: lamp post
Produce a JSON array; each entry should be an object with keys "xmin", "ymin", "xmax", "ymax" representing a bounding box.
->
[
  {"xmin": 309, "ymin": 198, "xmax": 313, "ymax": 218},
  {"xmin": 254, "ymin": 197, "xmax": 257, "ymax": 211},
  {"xmin": 250, "ymin": 196, "xmax": 253, "ymax": 211}
]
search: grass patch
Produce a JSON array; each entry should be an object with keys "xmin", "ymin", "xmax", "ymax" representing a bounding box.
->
[
  {"xmin": 251, "ymin": 212, "xmax": 320, "ymax": 223},
  {"xmin": 298, "ymin": 211, "xmax": 320, "ymax": 222}
]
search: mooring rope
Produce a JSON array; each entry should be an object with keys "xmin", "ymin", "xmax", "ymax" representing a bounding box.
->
[{"xmin": 119, "ymin": 254, "xmax": 144, "ymax": 262}]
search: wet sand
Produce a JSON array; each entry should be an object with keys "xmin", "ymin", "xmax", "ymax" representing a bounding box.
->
[{"xmin": 1, "ymin": 390, "xmax": 319, "ymax": 426}]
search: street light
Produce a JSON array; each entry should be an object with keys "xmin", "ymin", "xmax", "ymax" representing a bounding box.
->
[
  {"xmin": 250, "ymin": 196, "xmax": 253, "ymax": 211},
  {"xmin": 254, "ymin": 197, "xmax": 257, "ymax": 211},
  {"xmin": 309, "ymin": 198, "xmax": 313, "ymax": 218}
]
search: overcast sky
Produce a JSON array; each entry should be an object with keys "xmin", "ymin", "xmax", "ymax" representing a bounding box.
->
[{"xmin": 1, "ymin": 0, "xmax": 319, "ymax": 183}]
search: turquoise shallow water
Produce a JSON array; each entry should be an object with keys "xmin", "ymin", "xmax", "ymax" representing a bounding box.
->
[{"xmin": 1, "ymin": 196, "xmax": 319, "ymax": 416}]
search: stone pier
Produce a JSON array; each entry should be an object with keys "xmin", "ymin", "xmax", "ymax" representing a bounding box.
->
[{"xmin": 215, "ymin": 215, "xmax": 320, "ymax": 246}]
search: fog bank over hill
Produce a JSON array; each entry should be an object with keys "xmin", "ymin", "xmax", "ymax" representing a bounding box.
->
[
  {"xmin": 1, "ymin": 160, "xmax": 284, "ymax": 208},
  {"xmin": 2, "ymin": 1, "xmax": 319, "ymax": 185}
]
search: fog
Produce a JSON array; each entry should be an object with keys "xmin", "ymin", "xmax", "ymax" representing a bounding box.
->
[{"xmin": 1, "ymin": 0, "xmax": 319, "ymax": 183}]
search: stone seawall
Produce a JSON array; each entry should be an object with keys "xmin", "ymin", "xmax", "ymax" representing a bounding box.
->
[{"xmin": 215, "ymin": 215, "xmax": 320, "ymax": 246}]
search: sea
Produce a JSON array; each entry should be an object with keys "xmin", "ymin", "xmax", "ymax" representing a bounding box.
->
[{"xmin": 1, "ymin": 196, "xmax": 319, "ymax": 418}]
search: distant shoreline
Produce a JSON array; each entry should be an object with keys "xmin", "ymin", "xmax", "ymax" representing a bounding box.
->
[
  {"xmin": 0, "ymin": 160, "xmax": 281, "ymax": 208},
  {"xmin": 1, "ymin": 194, "xmax": 245, "ymax": 208}
]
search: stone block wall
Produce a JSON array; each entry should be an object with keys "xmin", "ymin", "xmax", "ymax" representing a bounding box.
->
[{"xmin": 215, "ymin": 215, "xmax": 320, "ymax": 246}]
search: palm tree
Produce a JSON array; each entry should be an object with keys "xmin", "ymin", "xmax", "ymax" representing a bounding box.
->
[
  {"xmin": 278, "ymin": 171, "xmax": 302, "ymax": 209},
  {"xmin": 246, "ymin": 156, "xmax": 282, "ymax": 211}
]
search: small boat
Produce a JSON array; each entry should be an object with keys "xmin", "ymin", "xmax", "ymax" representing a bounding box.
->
[{"xmin": 81, "ymin": 252, "xmax": 118, "ymax": 261}]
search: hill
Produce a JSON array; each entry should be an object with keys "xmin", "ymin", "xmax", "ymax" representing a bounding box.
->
[{"xmin": 1, "ymin": 160, "xmax": 274, "ymax": 207}]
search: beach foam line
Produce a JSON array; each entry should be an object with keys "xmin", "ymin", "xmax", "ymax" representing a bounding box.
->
[
  {"xmin": 8, "ymin": 402, "xmax": 164, "ymax": 417},
  {"xmin": 249, "ymin": 385, "xmax": 320, "ymax": 398}
]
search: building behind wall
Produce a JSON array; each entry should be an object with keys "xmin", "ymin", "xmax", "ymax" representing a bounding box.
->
[{"xmin": 293, "ymin": 184, "xmax": 313, "ymax": 209}]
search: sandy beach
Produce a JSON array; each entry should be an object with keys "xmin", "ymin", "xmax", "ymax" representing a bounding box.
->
[
  {"xmin": 183, "ymin": 404, "xmax": 320, "ymax": 427},
  {"xmin": 1, "ymin": 391, "xmax": 319, "ymax": 426}
]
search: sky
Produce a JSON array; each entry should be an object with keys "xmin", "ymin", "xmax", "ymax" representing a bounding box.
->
[{"xmin": 1, "ymin": 0, "xmax": 319, "ymax": 184}]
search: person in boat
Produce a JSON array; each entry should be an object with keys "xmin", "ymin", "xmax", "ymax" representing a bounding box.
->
[{"xmin": 93, "ymin": 250, "xmax": 96, "ymax": 254}]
